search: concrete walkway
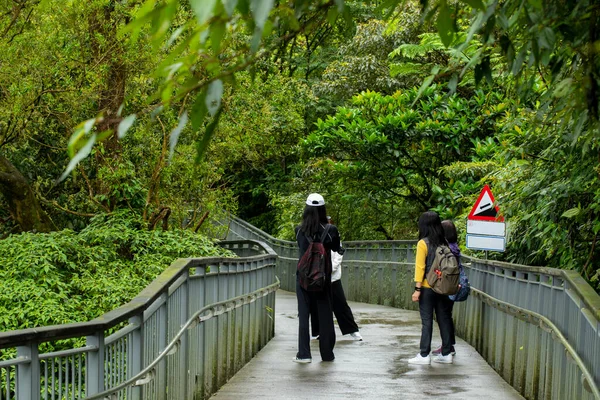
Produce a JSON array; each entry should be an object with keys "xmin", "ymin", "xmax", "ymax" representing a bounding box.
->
[{"xmin": 211, "ymin": 290, "xmax": 524, "ymax": 400}]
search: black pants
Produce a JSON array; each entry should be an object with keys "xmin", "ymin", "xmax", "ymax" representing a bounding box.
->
[
  {"xmin": 449, "ymin": 301, "xmax": 455, "ymax": 345},
  {"xmin": 296, "ymin": 280, "xmax": 336, "ymax": 361},
  {"xmin": 311, "ymin": 280, "xmax": 359, "ymax": 336},
  {"xmin": 418, "ymin": 288, "xmax": 454, "ymax": 356}
]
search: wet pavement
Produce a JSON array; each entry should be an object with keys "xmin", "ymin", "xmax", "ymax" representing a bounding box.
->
[{"xmin": 211, "ymin": 290, "xmax": 524, "ymax": 400}]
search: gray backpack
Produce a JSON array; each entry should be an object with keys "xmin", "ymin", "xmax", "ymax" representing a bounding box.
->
[{"xmin": 425, "ymin": 243, "xmax": 460, "ymax": 295}]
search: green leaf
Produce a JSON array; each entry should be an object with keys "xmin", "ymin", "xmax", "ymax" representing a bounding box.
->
[
  {"xmin": 250, "ymin": 0, "xmax": 273, "ymax": 29},
  {"xmin": 119, "ymin": 0, "xmax": 158, "ymax": 41},
  {"xmin": 561, "ymin": 208, "xmax": 580, "ymax": 218},
  {"xmin": 436, "ymin": 1, "xmax": 454, "ymax": 47},
  {"xmin": 68, "ymin": 118, "xmax": 96, "ymax": 157},
  {"xmin": 334, "ymin": 0, "xmax": 345, "ymax": 12},
  {"xmin": 327, "ymin": 7, "xmax": 339, "ymax": 26},
  {"xmin": 168, "ymin": 111, "xmax": 189, "ymax": 162},
  {"xmin": 211, "ymin": 20, "xmax": 227, "ymax": 53},
  {"xmin": 205, "ymin": 79, "xmax": 224, "ymax": 116},
  {"xmin": 59, "ymin": 134, "xmax": 97, "ymax": 183},
  {"xmin": 191, "ymin": 91, "xmax": 208, "ymax": 131},
  {"xmin": 236, "ymin": 0, "xmax": 249, "ymax": 14},
  {"xmin": 250, "ymin": 28, "xmax": 262, "ymax": 52},
  {"xmin": 190, "ymin": 0, "xmax": 217, "ymax": 25},
  {"xmin": 96, "ymin": 129, "xmax": 113, "ymax": 142},
  {"xmin": 196, "ymin": 108, "xmax": 223, "ymax": 163},
  {"xmin": 448, "ymin": 74, "xmax": 458, "ymax": 93},
  {"xmin": 553, "ymin": 78, "xmax": 573, "ymax": 98},
  {"xmin": 222, "ymin": 0, "xmax": 238, "ymax": 16},
  {"xmin": 166, "ymin": 26, "xmax": 185, "ymax": 48},
  {"xmin": 412, "ymin": 66, "xmax": 439, "ymax": 106},
  {"xmin": 165, "ymin": 62, "xmax": 184, "ymax": 80},
  {"xmin": 151, "ymin": 106, "xmax": 164, "ymax": 120},
  {"xmin": 117, "ymin": 114, "xmax": 136, "ymax": 139},
  {"xmin": 151, "ymin": 1, "xmax": 177, "ymax": 42},
  {"xmin": 461, "ymin": 0, "xmax": 484, "ymax": 10}
]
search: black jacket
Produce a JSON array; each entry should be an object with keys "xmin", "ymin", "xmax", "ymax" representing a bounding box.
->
[{"xmin": 295, "ymin": 223, "xmax": 341, "ymax": 258}]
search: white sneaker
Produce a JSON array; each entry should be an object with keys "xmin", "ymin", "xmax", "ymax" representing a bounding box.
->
[
  {"xmin": 292, "ymin": 356, "xmax": 312, "ymax": 364},
  {"xmin": 432, "ymin": 354, "xmax": 453, "ymax": 364},
  {"xmin": 408, "ymin": 353, "xmax": 431, "ymax": 365},
  {"xmin": 349, "ymin": 332, "xmax": 363, "ymax": 341}
]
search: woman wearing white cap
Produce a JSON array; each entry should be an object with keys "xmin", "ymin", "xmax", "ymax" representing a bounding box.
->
[
  {"xmin": 293, "ymin": 193, "xmax": 341, "ymax": 363},
  {"xmin": 310, "ymin": 216, "xmax": 362, "ymax": 341}
]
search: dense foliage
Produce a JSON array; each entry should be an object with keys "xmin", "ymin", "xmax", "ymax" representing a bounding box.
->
[{"xmin": 0, "ymin": 211, "xmax": 234, "ymax": 331}]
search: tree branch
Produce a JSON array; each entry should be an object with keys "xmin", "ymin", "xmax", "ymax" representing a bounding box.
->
[
  {"xmin": 39, "ymin": 197, "xmax": 98, "ymax": 217},
  {"xmin": 193, "ymin": 211, "xmax": 210, "ymax": 233}
]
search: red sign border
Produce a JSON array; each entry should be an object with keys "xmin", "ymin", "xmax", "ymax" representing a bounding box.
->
[{"xmin": 468, "ymin": 185, "xmax": 504, "ymax": 222}]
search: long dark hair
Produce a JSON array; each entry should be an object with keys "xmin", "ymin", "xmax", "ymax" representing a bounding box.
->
[
  {"xmin": 300, "ymin": 205, "xmax": 328, "ymax": 237},
  {"xmin": 441, "ymin": 219, "xmax": 458, "ymax": 244},
  {"xmin": 418, "ymin": 211, "xmax": 445, "ymax": 248}
]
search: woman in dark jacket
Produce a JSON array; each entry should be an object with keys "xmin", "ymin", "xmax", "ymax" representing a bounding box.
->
[{"xmin": 293, "ymin": 193, "xmax": 341, "ymax": 363}]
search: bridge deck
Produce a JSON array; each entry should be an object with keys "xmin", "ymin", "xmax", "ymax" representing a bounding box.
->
[{"xmin": 211, "ymin": 290, "xmax": 523, "ymax": 399}]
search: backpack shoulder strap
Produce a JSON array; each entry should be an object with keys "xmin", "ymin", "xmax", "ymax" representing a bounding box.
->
[
  {"xmin": 297, "ymin": 227, "xmax": 314, "ymax": 243},
  {"xmin": 423, "ymin": 238, "xmax": 437, "ymax": 274},
  {"xmin": 319, "ymin": 224, "xmax": 331, "ymax": 243}
]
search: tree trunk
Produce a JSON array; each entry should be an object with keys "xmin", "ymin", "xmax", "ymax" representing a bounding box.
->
[
  {"xmin": 88, "ymin": 1, "xmax": 128, "ymax": 210},
  {"xmin": 0, "ymin": 154, "xmax": 54, "ymax": 232}
]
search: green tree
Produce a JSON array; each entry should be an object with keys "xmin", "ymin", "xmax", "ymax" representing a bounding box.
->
[{"xmin": 301, "ymin": 85, "xmax": 506, "ymax": 237}]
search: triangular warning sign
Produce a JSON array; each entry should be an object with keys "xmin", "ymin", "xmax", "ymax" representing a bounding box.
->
[{"xmin": 468, "ymin": 185, "xmax": 504, "ymax": 221}]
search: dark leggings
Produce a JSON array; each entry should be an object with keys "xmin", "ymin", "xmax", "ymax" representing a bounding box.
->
[
  {"xmin": 296, "ymin": 280, "xmax": 336, "ymax": 360},
  {"xmin": 311, "ymin": 280, "xmax": 359, "ymax": 336},
  {"xmin": 418, "ymin": 288, "xmax": 454, "ymax": 356}
]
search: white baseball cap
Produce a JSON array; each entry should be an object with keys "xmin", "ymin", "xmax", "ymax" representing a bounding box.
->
[{"xmin": 306, "ymin": 193, "xmax": 325, "ymax": 206}]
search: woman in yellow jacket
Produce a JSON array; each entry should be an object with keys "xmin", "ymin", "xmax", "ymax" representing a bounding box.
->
[{"xmin": 408, "ymin": 211, "xmax": 455, "ymax": 365}]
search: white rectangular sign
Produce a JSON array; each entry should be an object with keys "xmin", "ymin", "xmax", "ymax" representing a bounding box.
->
[
  {"xmin": 466, "ymin": 234, "xmax": 506, "ymax": 252},
  {"xmin": 467, "ymin": 220, "xmax": 506, "ymax": 236}
]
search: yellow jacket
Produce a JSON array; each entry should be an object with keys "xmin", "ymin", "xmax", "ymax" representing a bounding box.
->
[{"xmin": 414, "ymin": 239, "xmax": 431, "ymax": 288}]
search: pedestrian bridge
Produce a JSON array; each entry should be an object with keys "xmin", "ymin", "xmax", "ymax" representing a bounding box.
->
[
  {"xmin": 212, "ymin": 290, "xmax": 523, "ymax": 399},
  {"xmin": 0, "ymin": 216, "xmax": 598, "ymax": 400}
]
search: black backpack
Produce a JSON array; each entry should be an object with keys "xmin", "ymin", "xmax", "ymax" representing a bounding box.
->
[{"xmin": 297, "ymin": 225, "xmax": 331, "ymax": 291}]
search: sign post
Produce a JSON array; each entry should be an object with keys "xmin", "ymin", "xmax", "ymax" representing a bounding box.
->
[{"xmin": 466, "ymin": 185, "xmax": 506, "ymax": 252}]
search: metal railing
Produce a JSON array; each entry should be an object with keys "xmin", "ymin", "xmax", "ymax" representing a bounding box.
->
[
  {"xmin": 0, "ymin": 240, "xmax": 279, "ymax": 400},
  {"xmin": 455, "ymin": 258, "xmax": 600, "ymax": 400},
  {"xmin": 221, "ymin": 215, "xmax": 600, "ymax": 400}
]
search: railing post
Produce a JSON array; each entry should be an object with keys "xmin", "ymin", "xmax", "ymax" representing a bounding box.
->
[
  {"xmin": 85, "ymin": 332, "xmax": 105, "ymax": 396},
  {"xmin": 128, "ymin": 316, "xmax": 143, "ymax": 400},
  {"xmin": 179, "ymin": 274, "xmax": 189, "ymax": 400},
  {"xmin": 16, "ymin": 342, "xmax": 39, "ymax": 400},
  {"xmin": 157, "ymin": 299, "xmax": 168, "ymax": 400},
  {"xmin": 406, "ymin": 244, "xmax": 415, "ymax": 265}
]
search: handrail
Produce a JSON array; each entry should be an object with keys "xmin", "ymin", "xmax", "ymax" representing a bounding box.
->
[
  {"xmin": 0, "ymin": 252, "xmax": 276, "ymax": 349},
  {"xmin": 463, "ymin": 256, "xmax": 600, "ymax": 322},
  {"xmin": 0, "ymin": 239, "xmax": 280, "ymax": 400},
  {"xmin": 471, "ymin": 287, "xmax": 600, "ymax": 398},
  {"xmin": 222, "ymin": 213, "xmax": 418, "ymax": 246},
  {"xmin": 85, "ymin": 277, "xmax": 281, "ymax": 399}
]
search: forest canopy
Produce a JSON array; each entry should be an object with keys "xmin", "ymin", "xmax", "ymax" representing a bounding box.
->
[{"xmin": 1, "ymin": 0, "xmax": 598, "ymax": 298}]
